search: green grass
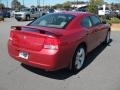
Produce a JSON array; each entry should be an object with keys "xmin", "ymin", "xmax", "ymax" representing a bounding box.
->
[
  {"xmin": 100, "ymin": 16, "xmax": 120, "ymax": 25},
  {"xmin": 107, "ymin": 17, "xmax": 120, "ymax": 25}
]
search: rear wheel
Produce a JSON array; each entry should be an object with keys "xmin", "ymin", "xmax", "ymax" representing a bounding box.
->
[{"xmin": 72, "ymin": 46, "xmax": 86, "ymax": 72}]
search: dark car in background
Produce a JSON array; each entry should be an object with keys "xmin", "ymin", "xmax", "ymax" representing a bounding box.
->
[
  {"xmin": 47, "ymin": 8, "xmax": 55, "ymax": 13},
  {"xmin": 3, "ymin": 11, "xmax": 11, "ymax": 18},
  {"xmin": 105, "ymin": 10, "xmax": 118, "ymax": 19}
]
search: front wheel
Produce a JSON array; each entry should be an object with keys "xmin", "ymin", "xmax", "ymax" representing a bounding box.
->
[
  {"xmin": 72, "ymin": 46, "xmax": 86, "ymax": 72},
  {"xmin": 42, "ymin": 13, "xmax": 45, "ymax": 16},
  {"xmin": 104, "ymin": 31, "xmax": 111, "ymax": 44},
  {"xmin": 16, "ymin": 18, "xmax": 21, "ymax": 21},
  {"xmin": 26, "ymin": 15, "xmax": 30, "ymax": 21}
]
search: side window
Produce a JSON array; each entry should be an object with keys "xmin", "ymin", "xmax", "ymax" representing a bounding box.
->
[
  {"xmin": 81, "ymin": 17, "xmax": 92, "ymax": 28},
  {"xmin": 90, "ymin": 16, "xmax": 101, "ymax": 26}
]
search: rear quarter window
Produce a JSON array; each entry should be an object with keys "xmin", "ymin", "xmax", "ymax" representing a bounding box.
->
[
  {"xmin": 90, "ymin": 16, "xmax": 101, "ymax": 26},
  {"xmin": 81, "ymin": 17, "xmax": 92, "ymax": 28}
]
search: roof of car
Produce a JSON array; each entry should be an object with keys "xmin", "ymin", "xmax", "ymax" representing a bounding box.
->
[{"xmin": 56, "ymin": 11, "xmax": 93, "ymax": 16}]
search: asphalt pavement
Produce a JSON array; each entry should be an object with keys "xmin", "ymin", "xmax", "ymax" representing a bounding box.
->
[{"xmin": 0, "ymin": 18, "xmax": 120, "ymax": 90}]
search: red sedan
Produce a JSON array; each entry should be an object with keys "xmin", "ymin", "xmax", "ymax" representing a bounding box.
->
[{"xmin": 8, "ymin": 12, "xmax": 111, "ymax": 72}]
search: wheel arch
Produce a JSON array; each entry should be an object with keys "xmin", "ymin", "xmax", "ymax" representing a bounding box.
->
[
  {"xmin": 26, "ymin": 14, "xmax": 30, "ymax": 17},
  {"xmin": 76, "ymin": 42, "xmax": 87, "ymax": 54},
  {"xmin": 69, "ymin": 41, "xmax": 87, "ymax": 70},
  {"xmin": 108, "ymin": 27, "xmax": 111, "ymax": 31}
]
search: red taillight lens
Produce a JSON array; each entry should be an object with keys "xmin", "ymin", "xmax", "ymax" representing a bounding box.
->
[
  {"xmin": 9, "ymin": 31, "xmax": 14, "ymax": 40},
  {"xmin": 9, "ymin": 26, "xmax": 21, "ymax": 41},
  {"xmin": 44, "ymin": 37, "xmax": 60, "ymax": 50},
  {"xmin": 11, "ymin": 26, "xmax": 21, "ymax": 31}
]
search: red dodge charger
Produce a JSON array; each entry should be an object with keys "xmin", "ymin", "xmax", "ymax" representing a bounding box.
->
[{"xmin": 8, "ymin": 11, "xmax": 111, "ymax": 72}]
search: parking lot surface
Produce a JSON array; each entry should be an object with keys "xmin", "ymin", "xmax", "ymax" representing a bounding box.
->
[{"xmin": 0, "ymin": 18, "xmax": 120, "ymax": 90}]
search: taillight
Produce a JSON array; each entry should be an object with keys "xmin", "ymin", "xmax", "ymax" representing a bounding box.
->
[
  {"xmin": 44, "ymin": 37, "xmax": 60, "ymax": 50},
  {"xmin": 11, "ymin": 26, "xmax": 21, "ymax": 31},
  {"xmin": 9, "ymin": 31, "xmax": 14, "ymax": 41},
  {"xmin": 9, "ymin": 26, "xmax": 21, "ymax": 41}
]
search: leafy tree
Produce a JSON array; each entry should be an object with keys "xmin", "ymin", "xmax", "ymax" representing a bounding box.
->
[
  {"xmin": 111, "ymin": 3, "xmax": 120, "ymax": 10},
  {"xmin": 0, "ymin": 3, "xmax": 4, "ymax": 10},
  {"xmin": 52, "ymin": 1, "xmax": 72, "ymax": 10},
  {"xmin": 87, "ymin": 0, "xmax": 104, "ymax": 14},
  {"xmin": 63, "ymin": 1, "xmax": 71, "ymax": 10},
  {"xmin": 0, "ymin": 3, "xmax": 5, "ymax": 21},
  {"xmin": 52, "ymin": 4, "xmax": 63, "ymax": 9},
  {"xmin": 11, "ymin": 0, "xmax": 21, "ymax": 10}
]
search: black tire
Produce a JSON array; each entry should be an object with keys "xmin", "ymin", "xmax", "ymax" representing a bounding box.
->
[
  {"xmin": 104, "ymin": 31, "xmax": 111, "ymax": 44},
  {"xmin": 72, "ymin": 46, "xmax": 86, "ymax": 72},
  {"xmin": 42, "ymin": 13, "xmax": 45, "ymax": 16},
  {"xmin": 26, "ymin": 15, "xmax": 30, "ymax": 21},
  {"xmin": 16, "ymin": 18, "xmax": 21, "ymax": 21}
]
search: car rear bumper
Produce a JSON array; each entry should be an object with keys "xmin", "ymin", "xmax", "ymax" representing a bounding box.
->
[{"xmin": 8, "ymin": 41, "xmax": 68, "ymax": 71}]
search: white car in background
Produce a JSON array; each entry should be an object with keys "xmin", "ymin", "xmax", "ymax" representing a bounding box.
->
[
  {"xmin": 98, "ymin": 5, "xmax": 112, "ymax": 16},
  {"xmin": 15, "ymin": 8, "xmax": 46, "ymax": 21}
]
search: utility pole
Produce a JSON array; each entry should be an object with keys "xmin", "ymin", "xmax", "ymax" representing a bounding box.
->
[
  {"xmin": 23, "ymin": 0, "xmax": 24, "ymax": 6},
  {"xmin": 0, "ymin": 0, "xmax": 2, "ymax": 3},
  {"xmin": 37, "ymin": 0, "xmax": 38, "ymax": 6},
  {"xmin": 43, "ymin": 0, "xmax": 44, "ymax": 9},
  {"xmin": 74, "ymin": 0, "xmax": 75, "ymax": 8},
  {"xmin": 77, "ymin": 0, "xmax": 78, "ymax": 5},
  {"xmin": 6, "ymin": 0, "xmax": 8, "ymax": 7},
  {"xmin": 37, "ymin": 0, "xmax": 40, "ymax": 7}
]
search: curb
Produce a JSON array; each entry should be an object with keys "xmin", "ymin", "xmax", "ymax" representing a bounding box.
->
[
  {"xmin": 111, "ymin": 24, "xmax": 120, "ymax": 31},
  {"xmin": 111, "ymin": 28, "xmax": 120, "ymax": 31}
]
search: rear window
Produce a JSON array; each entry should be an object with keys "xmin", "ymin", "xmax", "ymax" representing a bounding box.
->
[
  {"xmin": 29, "ymin": 14, "xmax": 75, "ymax": 28},
  {"xmin": 90, "ymin": 16, "xmax": 101, "ymax": 26}
]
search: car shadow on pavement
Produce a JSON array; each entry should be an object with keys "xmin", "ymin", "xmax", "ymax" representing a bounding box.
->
[
  {"xmin": 21, "ymin": 39, "xmax": 113, "ymax": 80},
  {"xmin": 81, "ymin": 39, "xmax": 113, "ymax": 71}
]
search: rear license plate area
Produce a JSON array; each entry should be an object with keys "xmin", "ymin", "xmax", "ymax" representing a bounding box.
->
[{"xmin": 19, "ymin": 51, "xmax": 29, "ymax": 60}]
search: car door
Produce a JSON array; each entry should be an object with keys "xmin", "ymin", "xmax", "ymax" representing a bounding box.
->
[
  {"xmin": 81, "ymin": 16, "xmax": 98, "ymax": 52},
  {"xmin": 89, "ymin": 15, "xmax": 101, "ymax": 46},
  {"xmin": 90, "ymin": 15, "xmax": 107, "ymax": 44},
  {"xmin": 30, "ymin": 8, "xmax": 38, "ymax": 18}
]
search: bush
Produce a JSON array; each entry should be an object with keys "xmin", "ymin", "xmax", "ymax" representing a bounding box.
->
[
  {"xmin": 87, "ymin": 5, "xmax": 98, "ymax": 14},
  {"xmin": 0, "ymin": 16, "xmax": 4, "ymax": 21},
  {"xmin": 107, "ymin": 17, "xmax": 120, "ymax": 25}
]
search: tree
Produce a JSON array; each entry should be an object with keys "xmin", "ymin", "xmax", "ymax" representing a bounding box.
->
[
  {"xmin": 52, "ymin": 4, "xmax": 63, "ymax": 9},
  {"xmin": 0, "ymin": 3, "xmax": 4, "ymax": 10},
  {"xmin": 63, "ymin": 1, "xmax": 71, "ymax": 10},
  {"xmin": 111, "ymin": 3, "xmax": 120, "ymax": 10},
  {"xmin": 52, "ymin": 1, "xmax": 72, "ymax": 10},
  {"xmin": 0, "ymin": 3, "xmax": 5, "ymax": 21},
  {"xmin": 87, "ymin": 0, "xmax": 104, "ymax": 14},
  {"xmin": 11, "ymin": 0, "xmax": 22, "ymax": 10}
]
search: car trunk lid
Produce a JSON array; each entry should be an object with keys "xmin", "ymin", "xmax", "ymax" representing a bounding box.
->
[{"xmin": 10, "ymin": 26, "xmax": 63, "ymax": 51}]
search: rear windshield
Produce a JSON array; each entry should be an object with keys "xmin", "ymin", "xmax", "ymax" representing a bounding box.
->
[{"xmin": 29, "ymin": 14, "xmax": 75, "ymax": 28}]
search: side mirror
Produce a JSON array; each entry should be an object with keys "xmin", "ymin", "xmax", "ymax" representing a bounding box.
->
[{"xmin": 102, "ymin": 21, "xmax": 107, "ymax": 24}]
